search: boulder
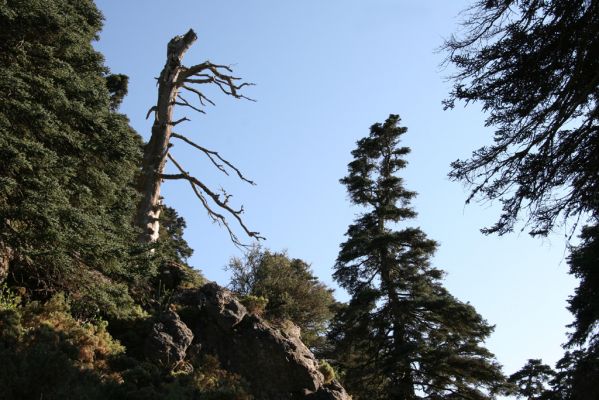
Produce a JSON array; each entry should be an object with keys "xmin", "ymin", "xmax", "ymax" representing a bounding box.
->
[
  {"xmin": 176, "ymin": 282, "xmax": 351, "ymax": 400},
  {"xmin": 145, "ymin": 310, "xmax": 193, "ymax": 369}
]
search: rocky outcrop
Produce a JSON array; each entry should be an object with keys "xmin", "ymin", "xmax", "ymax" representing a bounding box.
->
[
  {"xmin": 145, "ymin": 309, "xmax": 194, "ymax": 369},
  {"xmin": 175, "ymin": 282, "xmax": 351, "ymax": 400}
]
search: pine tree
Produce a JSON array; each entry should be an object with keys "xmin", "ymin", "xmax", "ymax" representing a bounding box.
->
[
  {"xmin": 508, "ymin": 359, "xmax": 554, "ymax": 399},
  {"xmin": 331, "ymin": 115, "xmax": 506, "ymax": 399}
]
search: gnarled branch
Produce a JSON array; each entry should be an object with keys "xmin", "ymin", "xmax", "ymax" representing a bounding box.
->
[
  {"xmin": 171, "ymin": 132, "xmax": 255, "ymax": 184},
  {"xmin": 162, "ymin": 154, "xmax": 264, "ymax": 247},
  {"xmin": 136, "ymin": 29, "xmax": 259, "ymax": 247}
]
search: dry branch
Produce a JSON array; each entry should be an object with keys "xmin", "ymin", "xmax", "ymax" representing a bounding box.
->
[
  {"xmin": 162, "ymin": 154, "xmax": 264, "ymax": 247},
  {"xmin": 135, "ymin": 29, "xmax": 260, "ymax": 246}
]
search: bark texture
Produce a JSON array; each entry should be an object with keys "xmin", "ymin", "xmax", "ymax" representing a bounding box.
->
[
  {"xmin": 136, "ymin": 29, "xmax": 261, "ymax": 246},
  {"xmin": 136, "ymin": 30, "xmax": 197, "ymax": 243}
]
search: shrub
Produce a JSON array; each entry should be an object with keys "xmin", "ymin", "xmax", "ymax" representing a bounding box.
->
[
  {"xmin": 239, "ymin": 295, "xmax": 268, "ymax": 316},
  {"xmin": 0, "ymin": 283, "xmax": 20, "ymax": 311},
  {"xmin": 318, "ymin": 360, "xmax": 336, "ymax": 384}
]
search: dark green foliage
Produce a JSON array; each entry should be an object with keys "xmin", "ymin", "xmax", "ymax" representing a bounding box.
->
[
  {"xmin": 0, "ymin": 0, "xmax": 145, "ymax": 317},
  {"xmin": 331, "ymin": 115, "xmax": 506, "ymax": 399},
  {"xmin": 228, "ymin": 246, "xmax": 336, "ymax": 352},
  {"xmin": 158, "ymin": 206, "xmax": 194, "ymax": 264},
  {"xmin": 151, "ymin": 206, "xmax": 204, "ymax": 299},
  {"xmin": 508, "ymin": 359, "xmax": 554, "ymax": 399},
  {"xmin": 541, "ymin": 223, "xmax": 599, "ymax": 400},
  {"xmin": 566, "ymin": 224, "xmax": 599, "ymax": 348},
  {"xmin": 548, "ymin": 348, "xmax": 599, "ymax": 400},
  {"xmin": 106, "ymin": 73, "xmax": 129, "ymax": 111},
  {"xmin": 444, "ymin": 0, "xmax": 599, "ymax": 236}
]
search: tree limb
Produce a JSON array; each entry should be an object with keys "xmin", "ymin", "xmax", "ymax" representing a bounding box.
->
[
  {"xmin": 171, "ymin": 132, "xmax": 255, "ymax": 184},
  {"xmin": 162, "ymin": 154, "xmax": 264, "ymax": 245}
]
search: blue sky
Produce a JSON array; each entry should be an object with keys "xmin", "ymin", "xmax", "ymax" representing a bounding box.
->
[{"xmin": 95, "ymin": 0, "xmax": 577, "ymax": 378}]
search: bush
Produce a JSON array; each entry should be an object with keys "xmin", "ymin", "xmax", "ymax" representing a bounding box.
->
[
  {"xmin": 0, "ymin": 283, "xmax": 20, "ymax": 311},
  {"xmin": 239, "ymin": 295, "xmax": 268, "ymax": 316},
  {"xmin": 0, "ymin": 294, "xmax": 125, "ymax": 399},
  {"xmin": 318, "ymin": 360, "xmax": 336, "ymax": 384}
]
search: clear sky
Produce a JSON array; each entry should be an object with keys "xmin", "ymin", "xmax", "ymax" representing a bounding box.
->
[{"xmin": 95, "ymin": 0, "xmax": 577, "ymax": 380}]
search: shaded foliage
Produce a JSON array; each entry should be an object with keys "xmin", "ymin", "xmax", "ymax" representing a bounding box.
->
[
  {"xmin": 444, "ymin": 0, "xmax": 599, "ymax": 236},
  {"xmin": 0, "ymin": 0, "xmax": 147, "ymax": 318},
  {"xmin": 508, "ymin": 359, "xmax": 554, "ymax": 399},
  {"xmin": 566, "ymin": 223, "xmax": 599, "ymax": 348}
]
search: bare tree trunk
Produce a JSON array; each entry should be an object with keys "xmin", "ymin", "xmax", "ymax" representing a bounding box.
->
[{"xmin": 136, "ymin": 30, "xmax": 197, "ymax": 243}]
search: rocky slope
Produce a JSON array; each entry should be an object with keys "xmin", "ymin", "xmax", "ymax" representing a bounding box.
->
[{"xmin": 147, "ymin": 282, "xmax": 350, "ymax": 400}]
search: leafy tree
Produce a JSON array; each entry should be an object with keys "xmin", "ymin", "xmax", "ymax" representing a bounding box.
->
[
  {"xmin": 331, "ymin": 115, "xmax": 506, "ymax": 399},
  {"xmin": 227, "ymin": 246, "xmax": 336, "ymax": 352},
  {"xmin": 152, "ymin": 206, "xmax": 205, "ymax": 294},
  {"xmin": 444, "ymin": 0, "xmax": 599, "ymax": 236},
  {"xmin": 0, "ymin": 0, "xmax": 145, "ymax": 318},
  {"xmin": 157, "ymin": 206, "xmax": 194, "ymax": 264},
  {"xmin": 508, "ymin": 359, "xmax": 554, "ymax": 399}
]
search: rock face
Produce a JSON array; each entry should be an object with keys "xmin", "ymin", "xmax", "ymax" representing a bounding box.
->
[
  {"xmin": 145, "ymin": 309, "xmax": 194, "ymax": 369},
  {"xmin": 176, "ymin": 282, "xmax": 351, "ymax": 400}
]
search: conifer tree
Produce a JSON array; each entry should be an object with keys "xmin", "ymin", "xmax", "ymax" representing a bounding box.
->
[
  {"xmin": 0, "ymin": 0, "xmax": 144, "ymax": 317},
  {"xmin": 508, "ymin": 359, "xmax": 554, "ymax": 399},
  {"xmin": 331, "ymin": 115, "xmax": 506, "ymax": 399}
]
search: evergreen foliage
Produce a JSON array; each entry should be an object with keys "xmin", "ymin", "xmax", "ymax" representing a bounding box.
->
[
  {"xmin": 444, "ymin": 0, "xmax": 599, "ymax": 236},
  {"xmin": 541, "ymin": 223, "xmax": 599, "ymax": 400},
  {"xmin": 228, "ymin": 246, "xmax": 336, "ymax": 351},
  {"xmin": 0, "ymin": 0, "xmax": 145, "ymax": 318},
  {"xmin": 331, "ymin": 115, "xmax": 506, "ymax": 399},
  {"xmin": 566, "ymin": 224, "xmax": 599, "ymax": 349},
  {"xmin": 508, "ymin": 359, "xmax": 554, "ymax": 399}
]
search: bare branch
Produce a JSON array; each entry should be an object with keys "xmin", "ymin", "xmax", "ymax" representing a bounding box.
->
[
  {"xmin": 174, "ymin": 95, "xmax": 205, "ymax": 114},
  {"xmin": 179, "ymin": 61, "xmax": 234, "ymax": 80},
  {"xmin": 182, "ymin": 85, "xmax": 216, "ymax": 106},
  {"xmin": 170, "ymin": 117, "xmax": 190, "ymax": 126},
  {"xmin": 163, "ymin": 154, "xmax": 264, "ymax": 244},
  {"xmin": 146, "ymin": 106, "xmax": 157, "ymax": 120},
  {"xmin": 171, "ymin": 132, "xmax": 255, "ymax": 184}
]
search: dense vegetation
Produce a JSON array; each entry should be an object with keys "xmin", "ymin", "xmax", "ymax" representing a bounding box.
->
[
  {"xmin": 0, "ymin": 0, "xmax": 597, "ymax": 399},
  {"xmin": 0, "ymin": 1, "xmax": 245, "ymax": 398}
]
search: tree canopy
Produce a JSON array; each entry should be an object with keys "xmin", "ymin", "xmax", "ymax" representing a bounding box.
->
[
  {"xmin": 330, "ymin": 115, "xmax": 506, "ymax": 399},
  {"xmin": 227, "ymin": 246, "xmax": 336, "ymax": 352},
  {"xmin": 0, "ymin": 0, "xmax": 145, "ymax": 318},
  {"xmin": 444, "ymin": 0, "xmax": 599, "ymax": 236}
]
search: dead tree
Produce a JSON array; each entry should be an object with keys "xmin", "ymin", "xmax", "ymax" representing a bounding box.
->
[{"xmin": 136, "ymin": 29, "xmax": 262, "ymax": 246}]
